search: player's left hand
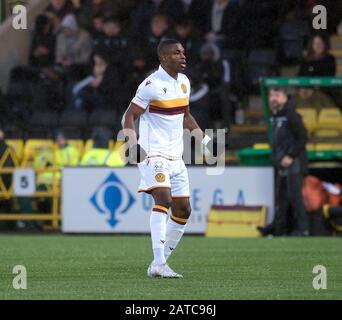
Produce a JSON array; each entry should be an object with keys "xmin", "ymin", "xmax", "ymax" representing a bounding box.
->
[{"xmin": 201, "ymin": 135, "xmax": 226, "ymax": 160}]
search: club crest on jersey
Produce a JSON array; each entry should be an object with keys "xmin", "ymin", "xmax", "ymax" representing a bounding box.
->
[
  {"xmin": 163, "ymin": 87, "xmax": 167, "ymax": 93},
  {"xmin": 145, "ymin": 80, "xmax": 151, "ymax": 86},
  {"xmin": 181, "ymin": 84, "xmax": 187, "ymax": 93},
  {"xmin": 155, "ymin": 173, "xmax": 166, "ymax": 183}
]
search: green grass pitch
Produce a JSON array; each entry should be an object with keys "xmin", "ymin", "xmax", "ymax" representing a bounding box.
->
[{"xmin": 0, "ymin": 235, "xmax": 341, "ymax": 300}]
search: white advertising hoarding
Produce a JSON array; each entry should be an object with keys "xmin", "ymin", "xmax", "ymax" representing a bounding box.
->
[{"xmin": 62, "ymin": 167, "xmax": 274, "ymax": 233}]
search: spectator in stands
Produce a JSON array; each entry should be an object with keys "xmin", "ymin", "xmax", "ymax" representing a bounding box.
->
[
  {"xmin": 166, "ymin": 0, "xmax": 210, "ymax": 34},
  {"xmin": 33, "ymin": 131, "xmax": 79, "ymax": 187},
  {"xmin": 194, "ymin": 42, "xmax": 232, "ymax": 127},
  {"xmin": 46, "ymin": 0, "xmax": 75, "ymax": 20},
  {"xmin": 95, "ymin": 17, "xmax": 130, "ymax": 73},
  {"xmin": 27, "ymin": 12, "xmax": 64, "ymax": 112},
  {"xmin": 0, "ymin": 128, "xmax": 15, "ymax": 224},
  {"xmin": 54, "ymin": 131, "xmax": 80, "ymax": 166},
  {"xmin": 30, "ymin": 131, "xmax": 79, "ymax": 220},
  {"xmin": 140, "ymin": 13, "xmax": 171, "ymax": 70},
  {"xmin": 298, "ymin": 33, "xmax": 336, "ymax": 77},
  {"xmin": 29, "ymin": 14, "xmax": 56, "ymax": 69},
  {"xmin": 171, "ymin": 17, "xmax": 203, "ymax": 70},
  {"xmin": 78, "ymin": 0, "xmax": 118, "ymax": 30},
  {"xmin": 46, "ymin": 0, "xmax": 75, "ymax": 30},
  {"xmin": 68, "ymin": 47, "xmax": 121, "ymax": 112},
  {"xmin": 131, "ymin": 0, "xmax": 172, "ymax": 37},
  {"xmin": 298, "ymin": 33, "xmax": 340, "ymax": 105},
  {"xmin": 238, "ymin": 0, "xmax": 279, "ymax": 50},
  {"xmin": 88, "ymin": 14, "xmax": 105, "ymax": 42},
  {"xmin": 56, "ymin": 14, "xmax": 93, "ymax": 68},
  {"xmin": 80, "ymin": 127, "xmax": 125, "ymax": 166},
  {"xmin": 258, "ymin": 88, "xmax": 309, "ymax": 237},
  {"xmin": 188, "ymin": 71, "xmax": 210, "ymax": 129},
  {"xmin": 124, "ymin": 51, "xmax": 151, "ymax": 107},
  {"xmin": 205, "ymin": 0, "xmax": 243, "ymax": 49}
]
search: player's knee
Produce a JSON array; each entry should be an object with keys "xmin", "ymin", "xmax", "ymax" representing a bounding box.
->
[
  {"xmin": 185, "ymin": 204, "xmax": 192, "ymax": 217},
  {"xmin": 157, "ymin": 197, "xmax": 172, "ymax": 210},
  {"xmin": 175, "ymin": 204, "xmax": 192, "ymax": 219},
  {"xmin": 152, "ymin": 190, "xmax": 172, "ymax": 209}
]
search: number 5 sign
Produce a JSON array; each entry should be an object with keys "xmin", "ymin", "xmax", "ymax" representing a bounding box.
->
[{"xmin": 13, "ymin": 169, "xmax": 36, "ymax": 196}]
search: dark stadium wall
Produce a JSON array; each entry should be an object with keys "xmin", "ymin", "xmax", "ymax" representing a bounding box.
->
[{"xmin": 0, "ymin": 0, "xmax": 50, "ymax": 91}]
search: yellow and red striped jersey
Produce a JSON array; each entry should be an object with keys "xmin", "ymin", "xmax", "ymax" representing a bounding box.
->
[{"xmin": 131, "ymin": 65, "xmax": 191, "ymax": 158}]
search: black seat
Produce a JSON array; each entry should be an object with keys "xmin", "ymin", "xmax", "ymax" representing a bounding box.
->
[
  {"xmin": 88, "ymin": 110, "xmax": 118, "ymax": 128},
  {"xmin": 28, "ymin": 112, "xmax": 59, "ymax": 127},
  {"xmin": 58, "ymin": 110, "xmax": 88, "ymax": 127},
  {"xmin": 222, "ymin": 49, "xmax": 248, "ymax": 98},
  {"xmin": 247, "ymin": 49, "xmax": 278, "ymax": 92},
  {"xmin": 278, "ymin": 20, "xmax": 310, "ymax": 65},
  {"xmin": 1, "ymin": 124, "xmax": 24, "ymax": 139},
  {"xmin": 26, "ymin": 112, "xmax": 59, "ymax": 139},
  {"xmin": 56, "ymin": 127, "xmax": 83, "ymax": 139},
  {"xmin": 25, "ymin": 127, "xmax": 54, "ymax": 139}
]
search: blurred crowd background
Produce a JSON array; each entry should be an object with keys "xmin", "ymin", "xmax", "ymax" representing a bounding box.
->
[
  {"xmin": 0, "ymin": 0, "xmax": 342, "ymax": 141},
  {"xmin": 0, "ymin": 0, "xmax": 342, "ymax": 233}
]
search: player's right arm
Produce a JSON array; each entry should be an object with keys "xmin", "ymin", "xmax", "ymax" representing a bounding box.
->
[
  {"xmin": 121, "ymin": 103, "xmax": 145, "ymax": 148},
  {"xmin": 121, "ymin": 78, "xmax": 154, "ymax": 162}
]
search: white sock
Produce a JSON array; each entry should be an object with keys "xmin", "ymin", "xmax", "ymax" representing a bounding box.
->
[
  {"xmin": 150, "ymin": 206, "xmax": 168, "ymax": 265},
  {"xmin": 164, "ymin": 216, "xmax": 187, "ymax": 261}
]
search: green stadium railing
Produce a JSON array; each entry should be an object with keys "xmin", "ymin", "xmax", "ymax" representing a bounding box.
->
[
  {"xmin": 237, "ymin": 147, "xmax": 342, "ymax": 166},
  {"xmin": 260, "ymin": 77, "xmax": 342, "ymax": 143},
  {"xmin": 237, "ymin": 77, "xmax": 342, "ymax": 166}
]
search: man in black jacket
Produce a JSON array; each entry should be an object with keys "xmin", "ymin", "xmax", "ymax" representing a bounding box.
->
[{"xmin": 258, "ymin": 88, "xmax": 309, "ymax": 236}]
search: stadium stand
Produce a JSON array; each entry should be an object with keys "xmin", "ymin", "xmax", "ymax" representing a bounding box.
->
[
  {"xmin": 247, "ymin": 49, "xmax": 278, "ymax": 92},
  {"xmin": 1, "ymin": 0, "xmax": 342, "ymax": 231},
  {"xmin": 22, "ymin": 139, "xmax": 55, "ymax": 167},
  {"xmin": 297, "ymin": 108, "xmax": 318, "ymax": 135},
  {"xmin": 58, "ymin": 110, "xmax": 88, "ymax": 139},
  {"xmin": 314, "ymin": 108, "xmax": 342, "ymax": 138},
  {"xmin": 84, "ymin": 138, "xmax": 115, "ymax": 154},
  {"xmin": 67, "ymin": 139, "xmax": 84, "ymax": 157},
  {"xmin": 277, "ymin": 11, "xmax": 310, "ymax": 65},
  {"xmin": 5, "ymin": 139, "xmax": 24, "ymax": 162}
]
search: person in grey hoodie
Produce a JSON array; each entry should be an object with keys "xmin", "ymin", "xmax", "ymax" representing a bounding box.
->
[{"xmin": 56, "ymin": 13, "xmax": 93, "ymax": 68}]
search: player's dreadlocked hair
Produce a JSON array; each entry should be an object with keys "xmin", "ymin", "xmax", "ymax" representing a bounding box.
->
[{"xmin": 157, "ymin": 39, "xmax": 180, "ymax": 61}]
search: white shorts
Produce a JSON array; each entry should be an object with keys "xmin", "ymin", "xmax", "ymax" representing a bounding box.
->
[{"xmin": 137, "ymin": 156, "xmax": 190, "ymax": 198}]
